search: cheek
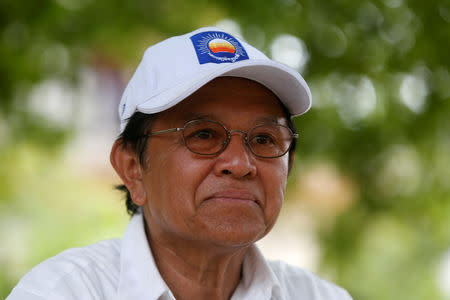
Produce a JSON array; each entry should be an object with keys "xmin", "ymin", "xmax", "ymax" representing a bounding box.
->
[
  {"xmin": 261, "ymin": 158, "xmax": 289, "ymax": 221},
  {"xmin": 146, "ymin": 151, "xmax": 212, "ymax": 212},
  {"xmin": 266, "ymin": 156, "xmax": 289, "ymax": 191}
]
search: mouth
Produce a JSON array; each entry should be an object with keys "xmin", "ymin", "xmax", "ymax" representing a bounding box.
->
[{"xmin": 205, "ymin": 190, "xmax": 260, "ymax": 206}]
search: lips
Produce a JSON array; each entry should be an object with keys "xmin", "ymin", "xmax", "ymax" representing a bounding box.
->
[{"xmin": 205, "ymin": 190, "xmax": 260, "ymax": 206}]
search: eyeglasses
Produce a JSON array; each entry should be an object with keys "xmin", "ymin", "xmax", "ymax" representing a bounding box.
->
[{"xmin": 143, "ymin": 119, "xmax": 298, "ymax": 158}]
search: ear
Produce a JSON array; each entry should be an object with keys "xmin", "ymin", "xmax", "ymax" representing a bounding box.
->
[{"xmin": 110, "ymin": 140, "xmax": 147, "ymax": 206}]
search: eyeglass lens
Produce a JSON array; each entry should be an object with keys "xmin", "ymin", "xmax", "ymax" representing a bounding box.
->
[{"xmin": 182, "ymin": 120, "xmax": 294, "ymax": 158}]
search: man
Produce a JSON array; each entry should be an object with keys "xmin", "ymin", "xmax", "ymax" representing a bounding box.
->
[{"xmin": 8, "ymin": 27, "xmax": 352, "ymax": 299}]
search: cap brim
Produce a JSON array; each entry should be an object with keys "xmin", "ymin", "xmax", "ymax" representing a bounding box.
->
[{"xmin": 136, "ymin": 59, "xmax": 312, "ymax": 117}]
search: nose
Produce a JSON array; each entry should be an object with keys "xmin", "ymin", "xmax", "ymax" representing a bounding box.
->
[{"xmin": 213, "ymin": 131, "xmax": 257, "ymax": 179}]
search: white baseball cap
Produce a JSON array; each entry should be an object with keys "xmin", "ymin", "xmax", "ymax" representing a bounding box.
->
[{"xmin": 119, "ymin": 27, "xmax": 312, "ymax": 133}]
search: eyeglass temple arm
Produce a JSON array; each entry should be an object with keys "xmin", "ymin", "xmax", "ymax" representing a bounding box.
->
[{"xmin": 147, "ymin": 128, "xmax": 183, "ymax": 137}]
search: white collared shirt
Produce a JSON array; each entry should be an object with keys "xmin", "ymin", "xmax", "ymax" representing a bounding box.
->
[{"xmin": 7, "ymin": 213, "xmax": 352, "ymax": 300}]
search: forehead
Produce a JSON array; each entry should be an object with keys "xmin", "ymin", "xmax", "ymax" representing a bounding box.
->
[{"xmin": 156, "ymin": 77, "xmax": 288, "ymax": 126}]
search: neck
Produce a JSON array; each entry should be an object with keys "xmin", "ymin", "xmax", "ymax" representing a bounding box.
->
[{"xmin": 145, "ymin": 225, "xmax": 251, "ymax": 300}]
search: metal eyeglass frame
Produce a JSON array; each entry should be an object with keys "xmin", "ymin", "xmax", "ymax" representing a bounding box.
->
[{"xmin": 142, "ymin": 119, "xmax": 298, "ymax": 159}]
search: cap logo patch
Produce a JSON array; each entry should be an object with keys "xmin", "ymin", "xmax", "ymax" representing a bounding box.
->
[{"xmin": 190, "ymin": 31, "xmax": 249, "ymax": 64}]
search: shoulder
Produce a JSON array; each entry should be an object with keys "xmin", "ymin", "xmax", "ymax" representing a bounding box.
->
[
  {"xmin": 268, "ymin": 260, "xmax": 353, "ymax": 300},
  {"xmin": 7, "ymin": 239, "xmax": 121, "ymax": 300}
]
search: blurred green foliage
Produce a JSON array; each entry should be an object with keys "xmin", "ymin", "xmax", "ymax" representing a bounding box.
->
[{"xmin": 1, "ymin": 0, "xmax": 449, "ymax": 299}]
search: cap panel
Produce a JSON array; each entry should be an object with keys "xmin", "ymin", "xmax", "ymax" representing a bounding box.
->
[{"xmin": 239, "ymin": 40, "xmax": 269, "ymax": 60}]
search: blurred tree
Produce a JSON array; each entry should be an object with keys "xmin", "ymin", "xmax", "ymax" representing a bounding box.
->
[{"xmin": 1, "ymin": 0, "xmax": 449, "ymax": 299}]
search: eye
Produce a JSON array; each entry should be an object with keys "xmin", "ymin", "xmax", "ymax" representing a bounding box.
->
[
  {"xmin": 252, "ymin": 134, "xmax": 274, "ymax": 145},
  {"xmin": 193, "ymin": 129, "xmax": 215, "ymax": 140}
]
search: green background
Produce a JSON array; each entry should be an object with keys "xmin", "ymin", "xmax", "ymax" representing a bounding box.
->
[{"xmin": 1, "ymin": 0, "xmax": 449, "ymax": 299}]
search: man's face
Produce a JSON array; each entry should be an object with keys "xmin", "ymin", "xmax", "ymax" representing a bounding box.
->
[{"xmin": 140, "ymin": 77, "xmax": 290, "ymax": 248}]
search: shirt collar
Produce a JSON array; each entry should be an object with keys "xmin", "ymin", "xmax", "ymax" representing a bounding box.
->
[
  {"xmin": 232, "ymin": 245, "xmax": 283, "ymax": 300},
  {"xmin": 117, "ymin": 213, "xmax": 282, "ymax": 300},
  {"xmin": 117, "ymin": 213, "xmax": 172, "ymax": 300}
]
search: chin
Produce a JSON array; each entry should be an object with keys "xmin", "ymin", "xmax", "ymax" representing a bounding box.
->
[{"xmin": 194, "ymin": 216, "xmax": 269, "ymax": 248}]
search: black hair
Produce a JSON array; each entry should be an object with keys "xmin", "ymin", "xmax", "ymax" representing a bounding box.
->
[
  {"xmin": 114, "ymin": 112, "xmax": 155, "ymax": 216},
  {"xmin": 115, "ymin": 106, "xmax": 298, "ymax": 216}
]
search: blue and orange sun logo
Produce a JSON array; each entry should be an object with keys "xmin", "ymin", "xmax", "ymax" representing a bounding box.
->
[
  {"xmin": 190, "ymin": 31, "xmax": 249, "ymax": 64},
  {"xmin": 208, "ymin": 38, "xmax": 236, "ymax": 56}
]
